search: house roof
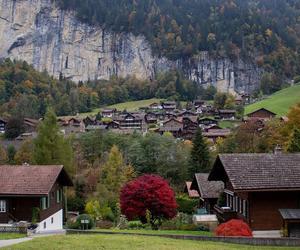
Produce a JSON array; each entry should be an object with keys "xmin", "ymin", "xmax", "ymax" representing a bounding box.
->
[
  {"xmin": 247, "ymin": 108, "xmax": 277, "ymax": 117},
  {"xmin": 0, "ymin": 165, "xmax": 73, "ymax": 196},
  {"xmin": 184, "ymin": 181, "xmax": 199, "ymax": 198},
  {"xmin": 203, "ymin": 129, "xmax": 231, "ymax": 137},
  {"xmin": 219, "ymin": 109, "xmax": 236, "ymax": 114},
  {"xmin": 208, "ymin": 154, "xmax": 300, "ymax": 191},
  {"xmin": 279, "ymin": 209, "xmax": 300, "ymax": 220},
  {"xmin": 191, "ymin": 173, "xmax": 224, "ymax": 199}
]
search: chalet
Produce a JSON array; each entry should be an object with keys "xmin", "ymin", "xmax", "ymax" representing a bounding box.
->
[
  {"xmin": 190, "ymin": 173, "xmax": 224, "ymax": 214},
  {"xmin": 149, "ymin": 103, "xmax": 162, "ymax": 110},
  {"xmin": 0, "ymin": 118, "xmax": 7, "ymax": 134},
  {"xmin": 165, "ymin": 112, "xmax": 177, "ymax": 120},
  {"xmin": 145, "ymin": 112, "xmax": 158, "ymax": 124},
  {"xmin": 102, "ymin": 109, "xmax": 117, "ymax": 118},
  {"xmin": 193, "ymin": 100, "xmax": 205, "ymax": 108},
  {"xmin": 184, "ymin": 181, "xmax": 199, "ymax": 198},
  {"xmin": 235, "ymin": 95, "xmax": 243, "ymax": 105},
  {"xmin": 0, "ymin": 165, "xmax": 73, "ymax": 233},
  {"xmin": 218, "ymin": 110, "xmax": 236, "ymax": 120},
  {"xmin": 246, "ymin": 108, "xmax": 276, "ymax": 120},
  {"xmin": 178, "ymin": 110, "xmax": 197, "ymax": 118},
  {"xmin": 162, "ymin": 101, "xmax": 176, "ymax": 112},
  {"xmin": 107, "ymin": 121, "xmax": 120, "ymax": 129},
  {"xmin": 198, "ymin": 117, "xmax": 218, "ymax": 127},
  {"xmin": 59, "ymin": 118, "xmax": 85, "ymax": 135},
  {"xmin": 203, "ymin": 129, "xmax": 231, "ymax": 143},
  {"xmin": 83, "ymin": 116, "xmax": 97, "ymax": 127},
  {"xmin": 180, "ymin": 116, "xmax": 199, "ymax": 140},
  {"xmin": 115, "ymin": 113, "xmax": 145, "ymax": 131},
  {"xmin": 208, "ymin": 154, "xmax": 300, "ymax": 234},
  {"xmin": 159, "ymin": 118, "xmax": 183, "ymax": 138}
]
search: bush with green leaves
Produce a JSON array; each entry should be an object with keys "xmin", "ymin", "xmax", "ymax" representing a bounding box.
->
[
  {"xmin": 76, "ymin": 214, "xmax": 95, "ymax": 229},
  {"xmin": 176, "ymin": 195, "xmax": 198, "ymax": 214}
]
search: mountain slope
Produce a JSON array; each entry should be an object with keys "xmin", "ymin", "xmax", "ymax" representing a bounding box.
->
[{"xmin": 245, "ymin": 84, "xmax": 300, "ymax": 116}]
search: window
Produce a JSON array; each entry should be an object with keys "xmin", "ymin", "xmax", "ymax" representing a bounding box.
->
[
  {"xmin": 51, "ymin": 217, "xmax": 54, "ymax": 224},
  {"xmin": 40, "ymin": 196, "xmax": 49, "ymax": 210},
  {"xmin": 43, "ymin": 222, "xmax": 46, "ymax": 229},
  {"xmin": 0, "ymin": 200, "xmax": 6, "ymax": 212},
  {"xmin": 56, "ymin": 189, "xmax": 62, "ymax": 203}
]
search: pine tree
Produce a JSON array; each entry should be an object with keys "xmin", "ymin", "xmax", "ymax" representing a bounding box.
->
[
  {"xmin": 287, "ymin": 127, "xmax": 300, "ymax": 152},
  {"xmin": 33, "ymin": 108, "xmax": 73, "ymax": 174},
  {"xmin": 189, "ymin": 128, "xmax": 211, "ymax": 175}
]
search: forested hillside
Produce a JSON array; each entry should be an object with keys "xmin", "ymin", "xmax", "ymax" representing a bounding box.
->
[
  {"xmin": 57, "ymin": 0, "xmax": 300, "ymax": 79},
  {"xmin": 0, "ymin": 59, "xmax": 209, "ymax": 118}
]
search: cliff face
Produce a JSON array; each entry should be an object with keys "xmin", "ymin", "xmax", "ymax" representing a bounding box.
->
[{"xmin": 0, "ymin": 0, "xmax": 261, "ymax": 93}]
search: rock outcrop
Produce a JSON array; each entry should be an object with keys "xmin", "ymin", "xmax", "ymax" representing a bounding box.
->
[{"xmin": 0, "ymin": 0, "xmax": 261, "ymax": 93}]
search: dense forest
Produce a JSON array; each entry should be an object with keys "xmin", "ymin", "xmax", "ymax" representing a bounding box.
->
[
  {"xmin": 56, "ymin": 0, "xmax": 300, "ymax": 79},
  {"xmin": 0, "ymin": 59, "xmax": 213, "ymax": 118}
]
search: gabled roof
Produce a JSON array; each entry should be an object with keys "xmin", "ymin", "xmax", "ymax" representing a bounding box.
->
[
  {"xmin": 191, "ymin": 173, "xmax": 224, "ymax": 199},
  {"xmin": 0, "ymin": 165, "xmax": 73, "ymax": 196},
  {"xmin": 247, "ymin": 108, "xmax": 277, "ymax": 116},
  {"xmin": 184, "ymin": 181, "xmax": 199, "ymax": 198},
  {"xmin": 208, "ymin": 154, "xmax": 300, "ymax": 191}
]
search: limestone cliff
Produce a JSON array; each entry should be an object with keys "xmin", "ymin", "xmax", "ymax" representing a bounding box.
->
[{"xmin": 0, "ymin": 0, "xmax": 261, "ymax": 93}]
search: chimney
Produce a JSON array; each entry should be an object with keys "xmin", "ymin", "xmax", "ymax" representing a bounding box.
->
[{"xmin": 274, "ymin": 145, "xmax": 283, "ymax": 154}]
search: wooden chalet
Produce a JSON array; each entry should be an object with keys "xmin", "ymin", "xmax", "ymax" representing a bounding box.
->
[
  {"xmin": 149, "ymin": 103, "xmax": 162, "ymax": 110},
  {"xmin": 203, "ymin": 129, "xmax": 231, "ymax": 143},
  {"xmin": 0, "ymin": 165, "xmax": 73, "ymax": 232},
  {"xmin": 198, "ymin": 117, "xmax": 218, "ymax": 127},
  {"xmin": 162, "ymin": 101, "xmax": 176, "ymax": 112},
  {"xmin": 179, "ymin": 116, "xmax": 199, "ymax": 140},
  {"xmin": 159, "ymin": 118, "xmax": 183, "ymax": 137},
  {"xmin": 246, "ymin": 108, "xmax": 276, "ymax": 120},
  {"xmin": 218, "ymin": 110, "xmax": 236, "ymax": 120},
  {"xmin": 0, "ymin": 118, "xmax": 7, "ymax": 134},
  {"xmin": 58, "ymin": 118, "xmax": 85, "ymax": 135},
  {"xmin": 145, "ymin": 112, "xmax": 158, "ymax": 124},
  {"xmin": 190, "ymin": 173, "xmax": 224, "ymax": 214},
  {"xmin": 208, "ymin": 154, "xmax": 300, "ymax": 234},
  {"xmin": 101, "ymin": 109, "xmax": 117, "ymax": 118},
  {"xmin": 83, "ymin": 116, "xmax": 97, "ymax": 127},
  {"xmin": 23, "ymin": 118, "xmax": 39, "ymax": 133},
  {"xmin": 114, "ymin": 113, "xmax": 145, "ymax": 131}
]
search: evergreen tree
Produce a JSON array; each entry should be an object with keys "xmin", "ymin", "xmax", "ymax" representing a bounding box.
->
[
  {"xmin": 189, "ymin": 128, "xmax": 211, "ymax": 175},
  {"xmin": 7, "ymin": 145, "xmax": 16, "ymax": 164},
  {"xmin": 33, "ymin": 108, "xmax": 73, "ymax": 174},
  {"xmin": 287, "ymin": 127, "xmax": 300, "ymax": 153}
]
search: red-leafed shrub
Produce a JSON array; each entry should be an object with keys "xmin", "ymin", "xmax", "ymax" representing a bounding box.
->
[
  {"xmin": 120, "ymin": 174, "xmax": 177, "ymax": 229},
  {"xmin": 215, "ymin": 219, "xmax": 253, "ymax": 237}
]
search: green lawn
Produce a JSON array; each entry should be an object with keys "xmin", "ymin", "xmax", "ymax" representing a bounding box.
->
[
  {"xmin": 0, "ymin": 233, "xmax": 26, "ymax": 240},
  {"xmin": 219, "ymin": 120, "xmax": 241, "ymax": 129},
  {"xmin": 3, "ymin": 234, "xmax": 297, "ymax": 250},
  {"xmin": 245, "ymin": 84, "xmax": 300, "ymax": 116}
]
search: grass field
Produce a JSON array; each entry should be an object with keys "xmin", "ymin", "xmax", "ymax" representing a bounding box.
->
[
  {"xmin": 3, "ymin": 234, "xmax": 297, "ymax": 250},
  {"xmin": 0, "ymin": 233, "xmax": 25, "ymax": 240},
  {"xmin": 245, "ymin": 84, "xmax": 300, "ymax": 116},
  {"xmin": 78, "ymin": 98, "xmax": 164, "ymax": 118}
]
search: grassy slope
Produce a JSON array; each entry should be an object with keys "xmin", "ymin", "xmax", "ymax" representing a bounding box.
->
[
  {"xmin": 0, "ymin": 233, "xmax": 25, "ymax": 240},
  {"xmin": 95, "ymin": 229, "xmax": 212, "ymax": 236},
  {"xmin": 245, "ymin": 84, "xmax": 300, "ymax": 116},
  {"xmin": 4, "ymin": 234, "xmax": 296, "ymax": 250}
]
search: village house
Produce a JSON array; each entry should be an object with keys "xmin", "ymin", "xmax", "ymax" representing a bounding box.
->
[
  {"xmin": 114, "ymin": 113, "xmax": 145, "ymax": 131},
  {"xmin": 193, "ymin": 100, "xmax": 205, "ymax": 108},
  {"xmin": 149, "ymin": 102, "xmax": 162, "ymax": 110},
  {"xmin": 0, "ymin": 118, "xmax": 7, "ymax": 134},
  {"xmin": 218, "ymin": 109, "xmax": 236, "ymax": 120},
  {"xmin": 58, "ymin": 118, "xmax": 85, "ymax": 135},
  {"xmin": 145, "ymin": 112, "xmax": 158, "ymax": 124},
  {"xmin": 198, "ymin": 117, "xmax": 218, "ymax": 127},
  {"xmin": 101, "ymin": 109, "xmax": 117, "ymax": 118},
  {"xmin": 23, "ymin": 118, "xmax": 40, "ymax": 133},
  {"xmin": 190, "ymin": 173, "xmax": 224, "ymax": 214},
  {"xmin": 203, "ymin": 129, "xmax": 231, "ymax": 143},
  {"xmin": 208, "ymin": 153, "xmax": 300, "ymax": 236},
  {"xmin": 184, "ymin": 182, "xmax": 199, "ymax": 199},
  {"xmin": 83, "ymin": 116, "xmax": 97, "ymax": 127},
  {"xmin": 0, "ymin": 165, "xmax": 73, "ymax": 233},
  {"xmin": 162, "ymin": 101, "xmax": 176, "ymax": 112},
  {"xmin": 246, "ymin": 108, "xmax": 277, "ymax": 120},
  {"xmin": 179, "ymin": 116, "xmax": 199, "ymax": 140},
  {"xmin": 159, "ymin": 118, "xmax": 183, "ymax": 138}
]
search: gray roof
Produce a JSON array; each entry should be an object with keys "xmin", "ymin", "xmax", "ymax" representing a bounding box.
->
[
  {"xmin": 209, "ymin": 154, "xmax": 300, "ymax": 191},
  {"xmin": 192, "ymin": 173, "xmax": 224, "ymax": 199},
  {"xmin": 279, "ymin": 209, "xmax": 300, "ymax": 220}
]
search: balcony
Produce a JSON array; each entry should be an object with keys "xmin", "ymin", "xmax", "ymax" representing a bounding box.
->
[{"xmin": 214, "ymin": 205, "xmax": 237, "ymax": 223}]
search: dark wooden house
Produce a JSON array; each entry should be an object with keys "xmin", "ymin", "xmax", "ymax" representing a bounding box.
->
[
  {"xmin": 247, "ymin": 108, "xmax": 276, "ymax": 120},
  {"xmin": 190, "ymin": 173, "xmax": 224, "ymax": 214},
  {"xmin": 0, "ymin": 118, "xmax": 7, "ymax": 134},
  {"xmin": 208, "ymin": 154, "xmax": 300, "ymax": 232},
  {"xmin": 0, "ymin": 165, "xmax": 73, "ymax": 232},
  {"xmin": 159, "ymin": 118, "xmax": 183, "ymax": 137},
  {"xmin": 219, "ymin": 110, "xmax": 236, "ymax": 120}
]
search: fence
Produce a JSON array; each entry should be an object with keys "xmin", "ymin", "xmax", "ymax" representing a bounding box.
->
[{"xmin": 0, "ymin": 226, "xmax": 27, "ymax": 234}]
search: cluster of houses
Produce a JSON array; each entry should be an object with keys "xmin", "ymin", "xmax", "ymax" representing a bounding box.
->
[{"xmin": 186, "ymin": 151, "xmax": 300, "ymax": 238}]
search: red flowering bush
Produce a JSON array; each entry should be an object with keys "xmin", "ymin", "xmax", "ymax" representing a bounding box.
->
[
  {"xmin": 120, "ymin": 174, "xmax": 177, "ymax": 229},
  {"xmin": 215, "ymin": 219, "xmax": 253, "ymax": 237}
]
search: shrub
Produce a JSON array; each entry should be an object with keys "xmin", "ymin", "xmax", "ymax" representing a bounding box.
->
[
  {"xmin": 176, "ymin": 195, "xmax": 198, "ymax": 214},
  {"xmin": 128, "ymin": 220, "xmax": 147, "ymax": 229},
  {"xmin": 96, "ymin": 220, "xmax": 114, "ymax": 229},
  {"xmin": 215, "ymin": 219, "xmax": 253, "ymax": 237},
  {"xmin": 76, "ymin": 214, "xmax": 95, "ymax": 229}
]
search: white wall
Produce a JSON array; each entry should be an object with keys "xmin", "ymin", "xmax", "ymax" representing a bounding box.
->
[{"xmin": 36, "ymin": 209, "xmax": 63, "ymax": 233}]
